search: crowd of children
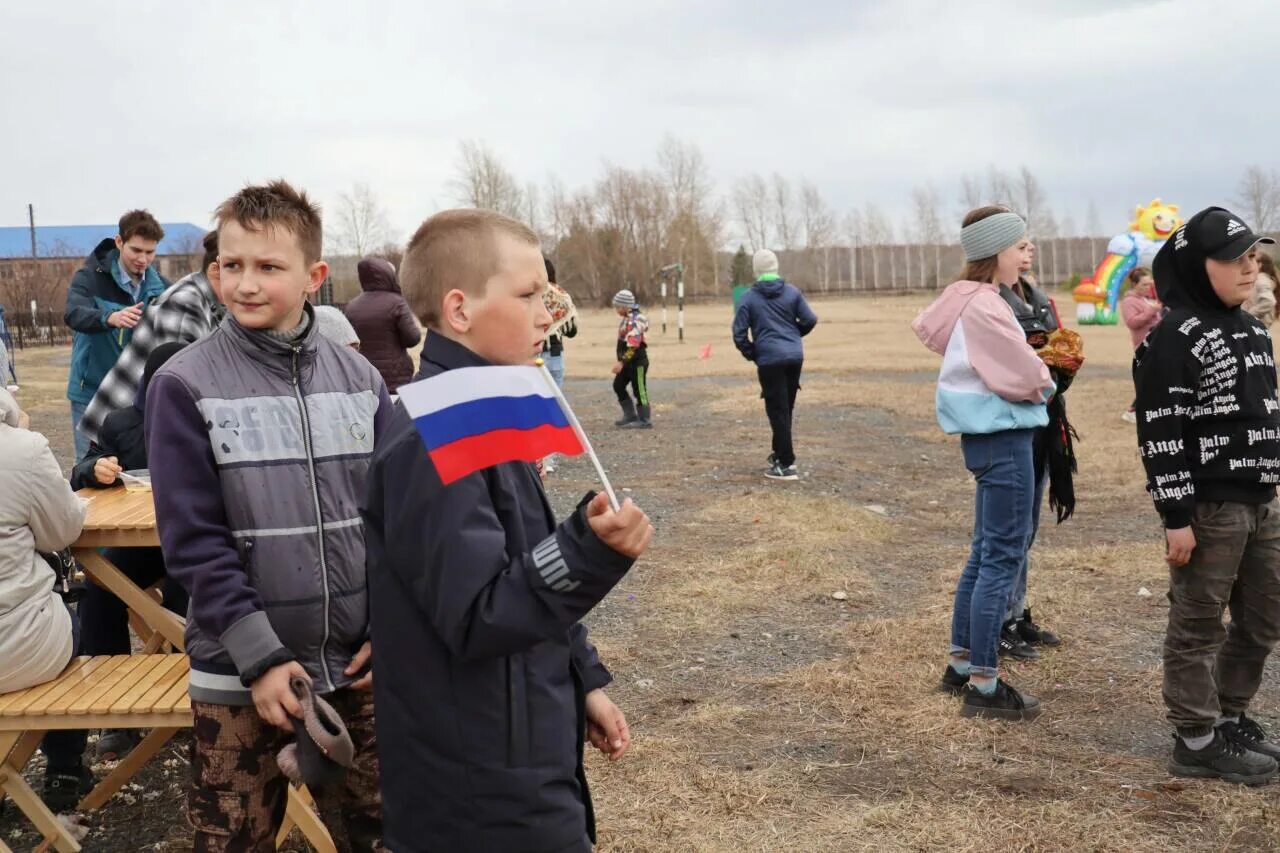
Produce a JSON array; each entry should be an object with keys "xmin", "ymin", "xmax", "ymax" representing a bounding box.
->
[{"xmin": 8, "ymin": 178, "xmax": 1280, "ymax": 852}]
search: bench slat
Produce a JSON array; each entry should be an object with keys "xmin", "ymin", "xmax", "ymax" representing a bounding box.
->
[
  {"xmin": 118, "ymin": 655, "xmax": 188, "ymax": 714},
  {"xmin": 60, "ymin": 656, "xmax": 144, "ymax": 716},
  {"xmin": 2, "ymin": 657, "xmax": 124, "ymax": 717},
  {"xmin": 0, "ymin": 659, "xmax": 91, "ymax": 713},
  {"xmin": 89, "ymin": 655, "xmax": 171, "ymax": 715},
  {"xmin": 156, "ymin": 675, "xmax": 192, "ymax": 714}
]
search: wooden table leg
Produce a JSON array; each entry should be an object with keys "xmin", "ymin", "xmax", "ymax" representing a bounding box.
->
[
  {"xmin": 76, "ymin": 550, "xmax": 186, "ymax": 652},
  {"xmin": 78, "ymin": 726, "xmax": 181, "ymax": 811},
  {"xmin": 278, "ymin": 785, "xmax": 336, "ymax": 853},
  {"xmin": 2, "ymin": 730, "xmax": 42, "ymax": 773},
  {"xmin": 0, "ymin": 731, "xmax": 82, "ymax": 853}
]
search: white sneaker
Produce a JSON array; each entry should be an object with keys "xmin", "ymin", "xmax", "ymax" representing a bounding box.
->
[{"xmin": 1121, "ymin": 410, "xmax": 1137, "ymax": 424}]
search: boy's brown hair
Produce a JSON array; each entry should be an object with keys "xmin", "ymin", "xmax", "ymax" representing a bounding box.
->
[
  {"xmin": 118, "ymin": 209, "xmax": 165, "ymax": 244},
  {"xmin": 400, "ymin": 209, "xmax": 540, "ymax": 328},
  {"xmin": 213, "ymin": 179, "xmax": 323, "ymax": 263}
]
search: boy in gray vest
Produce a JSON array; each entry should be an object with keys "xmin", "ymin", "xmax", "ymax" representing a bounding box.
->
[{"xmin": 147, "ymin": 181, "xmax": 391, "ymax": 851}]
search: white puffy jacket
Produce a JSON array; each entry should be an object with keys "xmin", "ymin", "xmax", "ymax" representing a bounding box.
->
[{"xmin": 0, "ymin": 388, "xmax": 86, "ymax": 693}]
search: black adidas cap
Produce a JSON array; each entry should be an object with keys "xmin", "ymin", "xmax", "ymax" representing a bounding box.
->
[{"xmin": 1183, "ymin": 208, "xmax": 1275, "ymax": 261}]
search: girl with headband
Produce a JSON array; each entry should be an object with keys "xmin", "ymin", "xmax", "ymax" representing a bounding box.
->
[{"xmin": 912, "ymin": 206, "xmax": 1056, "ymax": 721}]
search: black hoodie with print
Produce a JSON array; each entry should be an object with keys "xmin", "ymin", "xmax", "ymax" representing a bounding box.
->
[{"xmin": 1134, "ymin": 208, "xmax": 1280, "ymax": 529}]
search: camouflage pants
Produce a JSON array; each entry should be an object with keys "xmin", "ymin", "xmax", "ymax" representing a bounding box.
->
[{"xmin": 189, "ymin": 690, "xmax": 382, "ymax": 852}]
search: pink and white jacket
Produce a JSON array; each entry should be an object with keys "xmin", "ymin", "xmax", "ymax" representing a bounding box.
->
[{"xmin": 912, "ymin": 281, "xmax": 1055, "ymax": 435}]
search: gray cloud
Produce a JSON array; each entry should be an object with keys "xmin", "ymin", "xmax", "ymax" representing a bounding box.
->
[{"xmin": 1, "ymin": 0, "xmax": 1275, "ymax": 245}]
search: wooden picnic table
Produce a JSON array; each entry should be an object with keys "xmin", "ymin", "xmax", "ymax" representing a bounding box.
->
[
  {"xmin": 0, "ymin": 487, "xmax": 337, "ymax": 851},
  {"xmin": 73, "ymin": 486, "xmax": 185, "ymax": 653}
]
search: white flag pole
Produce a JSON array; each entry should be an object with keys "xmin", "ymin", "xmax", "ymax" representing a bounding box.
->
[{"xmin": 536, "ymin": 360, "xmax": 620, "ymax": 511}]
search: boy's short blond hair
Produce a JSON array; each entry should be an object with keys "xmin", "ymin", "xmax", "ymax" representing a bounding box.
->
[
  {"xmin": 214, "ymin": 179, "xmax": 323, "ymax": 263},
  {"xmin": 400, "ymin": 209, "xmax": 540, "ymax": 328}
]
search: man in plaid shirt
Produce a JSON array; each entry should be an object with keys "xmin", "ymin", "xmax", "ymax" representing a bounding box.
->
[{"xmin": 79, "ymin": 231, "xmax": 224, "ymax": 445}]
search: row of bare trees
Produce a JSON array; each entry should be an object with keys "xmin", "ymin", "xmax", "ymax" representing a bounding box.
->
[{"xmin": 326, "ymin": 144, "xmax": 1280, "ymax": 303}]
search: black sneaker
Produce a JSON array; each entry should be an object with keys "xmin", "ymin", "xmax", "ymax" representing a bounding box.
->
[
  {"xmin": 1219, "ymin": 714, "xmax": 1280, "ymax": 761},
  {"xmin": 764, "ymin": 462, "xmax": 799, "ymax": 481},
  {"xmin": 960, "ymin": 679, "xmax": 1042, "ymax": 721},
  {"xmin": 1016, "ymin": 608, "xmax": 1061, "ymax": 647},
  {"xmin": 43, "ymin": 765, "xmax": 93, "ymax": 814},
  {"xmin": 938, "ymin": 666, "xmax": 969, "ymax": 696},
  {"xmin": 998, "ymin": 620, "xmax": 1041, "ymax": 660},
  {"xmin": 1170, "ymin": 729, "xmax": 1278, "ymax": 785}
]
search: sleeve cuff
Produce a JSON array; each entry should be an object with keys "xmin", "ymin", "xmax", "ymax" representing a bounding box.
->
[
  {"xmin": 220, "ymin": 610, "xmax": 293, "ymax": 684},
  {"xmin": 1163, "ymin": 508, "xmax": 1194, "ymax": 529},
  {"xmin": 582, "ymin": 659, "xmax": 613, "ymax": 692}
]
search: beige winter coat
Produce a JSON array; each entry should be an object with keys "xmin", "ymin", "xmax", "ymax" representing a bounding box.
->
[{"xmin": 0, "ymin": 388, "xmax": 86, "ymax": 693}]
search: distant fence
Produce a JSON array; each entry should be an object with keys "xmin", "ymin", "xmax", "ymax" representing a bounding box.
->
[{"xmin": 4, "ymin": 308, "xmax": 71, "ymax": 348}]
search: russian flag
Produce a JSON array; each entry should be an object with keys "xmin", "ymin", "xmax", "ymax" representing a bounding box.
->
[{"xmin": 398, "ymin": 365, "xmax": 586, "ymax": 485}]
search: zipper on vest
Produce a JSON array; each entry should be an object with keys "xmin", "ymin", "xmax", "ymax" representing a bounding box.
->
[{"xmin": 292, "ymin": 344, "xmax": 335, "ymax": 692}]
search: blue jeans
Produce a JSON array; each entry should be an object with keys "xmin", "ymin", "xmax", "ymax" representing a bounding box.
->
[
  {"xmin": 544, "ymin": 353, "xmax": 565, "ymax": 388},
  {"xmin": 69, "ymin": 399, "xmax": 90, "ymax": 462},
  {"xmin": 950, "ymin": 430, "xmax": 1035, "ymax": 677},
  {"xmin": 1006, "ymin": 459, "xmax": 1049, "ymax": 621}
]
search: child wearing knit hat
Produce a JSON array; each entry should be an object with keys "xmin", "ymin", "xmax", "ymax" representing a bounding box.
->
[
  {"xmin": 611, "ymin": 289, "xmax": 653, "ymax": 428},
  {"xmin": 912, "ymin": 206, "xmax": 1055, "ymax": 723}
]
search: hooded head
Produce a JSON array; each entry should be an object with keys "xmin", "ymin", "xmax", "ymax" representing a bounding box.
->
[
  {"xmin": 1153, "ymin": 207, "xmax": 1276, "ymax": 312},
  {"xmin": 357, "ymin": 257, "xmax": 400, "ymax": 294},
  {"xmin": 136, "ymin": 342, "xmax": 186, "ymax": 411}
]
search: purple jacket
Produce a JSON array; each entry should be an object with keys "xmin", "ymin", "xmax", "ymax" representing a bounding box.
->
[{"xmin": 344, "ymin": 258, "xmax": 421, "ymax": 392}]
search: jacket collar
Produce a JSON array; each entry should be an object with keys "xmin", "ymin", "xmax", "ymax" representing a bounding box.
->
[
  {"xmin": 221, "ymin": 302, "xmax": 319, "ymax": 374},
  {"xmin": 417, "ymin": 331, "xmax": 489, "ymax": 376}
]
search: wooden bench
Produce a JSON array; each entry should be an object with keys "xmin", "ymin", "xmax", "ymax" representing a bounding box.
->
[{"xmin": 0, "ymin": 655, "xmax": 335, "ymax": 853}]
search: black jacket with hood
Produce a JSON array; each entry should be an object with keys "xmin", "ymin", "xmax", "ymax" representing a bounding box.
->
[
  {"xmin": 343, "ymin": 258, "xmax": 422, "ymax": 393},
  {"xmin": 1134, "ymin": 208, "xmax": 1280, "ymax": 529},
  {"xmin": 363, "ymin": 333, "xmax": 634, "ymax": 852}
]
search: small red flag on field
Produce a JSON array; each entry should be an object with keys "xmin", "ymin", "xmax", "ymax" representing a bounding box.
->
[{"xmin": 698, "ymin": 344, "xmax": 712, "ymax": 360}]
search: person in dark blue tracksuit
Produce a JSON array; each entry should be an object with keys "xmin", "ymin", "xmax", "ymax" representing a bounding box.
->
[
  {"xmin": 732, "ymin": 249, "xmax": 818, "ymax": 481},
  {"xmin": 363, "ymin": 208, "xmax": 654, "ymax": 852}
]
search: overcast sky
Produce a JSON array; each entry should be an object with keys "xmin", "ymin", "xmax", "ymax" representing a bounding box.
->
[{"xmin": 3, "ymin": 0, "xmax": 1276, "ymax": 245}]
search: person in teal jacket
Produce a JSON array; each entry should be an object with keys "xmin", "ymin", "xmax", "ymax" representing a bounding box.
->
[{"xmin": 63, "ymin": 210, "xmax": 168, "ymax": 460}]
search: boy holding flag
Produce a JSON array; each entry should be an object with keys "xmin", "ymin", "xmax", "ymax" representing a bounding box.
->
[{"xmin": 363, "ymin": 209, "xmax": 653, "ymax": 852}]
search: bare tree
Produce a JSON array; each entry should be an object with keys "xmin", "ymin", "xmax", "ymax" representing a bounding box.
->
[
  {"xmin": 1233, "ymin": 166, "xmax": 1280, "ymax": 234},
  {"xmin": 800, "ymin": 182, "xmax": 836, "ymax": 289},
  {"xmin": 451, "ymin": 140, "xmax": 525, "ymax": 217},
  {"xmin": 912, "ymin": 184, "xmax": 945, "ymax": 289},
  {"xmin": 843, "ymin": 210, "xmax": 864, "ymax": 290},
  {"xmin": 733, "ymin": 174, "xmax": 771, "ymax": 249},
  {"xmin": 862, "ymin": 204, "xmax": 891, "ymax": 290},
  {"xmin": 770, "ymin": 174, "xmax": 797, "ymax": 250},
  {"xmin": 1009, "ymin": 166, "xmax": 1049, "ymax": 237},
  {"xmin": 1086, "ymin": 200, "xmax": 1103, "ymax": 265},
  {"xmin": 959, "ymin": 174, "xmax": 984, "ymax": 213},
  {"xmin": 332, "ymin": 183, "xmax": 393, "ymax": 258}
]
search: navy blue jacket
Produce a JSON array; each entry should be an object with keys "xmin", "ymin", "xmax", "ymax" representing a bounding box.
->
[
  {"xmin": 364, "ymin": 333, "xmax": 633, "ymax": 852},
  {"xmin": 64, "ymin": 239, "xmax": 167, "ymax": 404},
  {"xmin": 732, "ymin": 277, "xmax": 818, "ymax": 366}
]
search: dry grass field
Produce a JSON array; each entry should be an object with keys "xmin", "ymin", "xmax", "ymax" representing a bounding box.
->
[{"xmin": 4, "ymin": 293, "xmax": 1279, "ymax": 851}]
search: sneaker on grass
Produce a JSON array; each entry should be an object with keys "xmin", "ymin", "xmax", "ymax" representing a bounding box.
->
[
  {"xmin": 1169, "ymin": 729, "xmax": 1278, "ymax": 785},
  {"xmin": 960, "ymin": 679, "xmax": 1041, "ymax": 721},
  {"xmin": 1218, "ymin": 713, "xmax": 1280, "ymax": 761},
  {"xmin": 764, "ymin": 461, "xmax": 799, "ymax": 481}
]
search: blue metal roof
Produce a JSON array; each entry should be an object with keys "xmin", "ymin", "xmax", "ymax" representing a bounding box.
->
[{"xmin": 0, "ymin": 223, "xmax": 206, "ymax": 259}]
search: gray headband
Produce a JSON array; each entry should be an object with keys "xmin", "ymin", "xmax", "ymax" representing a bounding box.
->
[{"xmin": 960, "ymin": 212, "xmax": 1027, "ymax": 261}]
